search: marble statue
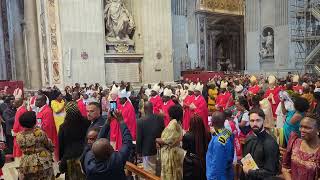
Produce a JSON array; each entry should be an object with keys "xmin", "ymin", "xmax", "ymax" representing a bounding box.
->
[
  {"xmin": 260, "ymin": 31, "xmax": 274, "ymax": 58},
  {"xmin": 104, "ymin": 0, "xmax": 135, "ymax": 44}
]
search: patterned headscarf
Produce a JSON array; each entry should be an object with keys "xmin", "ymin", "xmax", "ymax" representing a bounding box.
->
[{"xmin": 65, "ymin": 102, "xmax": 80, "ymax": 116}]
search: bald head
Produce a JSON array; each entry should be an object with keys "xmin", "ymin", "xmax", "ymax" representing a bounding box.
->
[
  {"xmin": 211, "ymin": 111, "xmax": 225, "ymax": 129},
  {"xmin": 144, "ymin": 102, "xmax": 153, "ymax": 115},
  {"xmin": 92, "ymin": 138, "xmax": 114, "ymax": 160}
]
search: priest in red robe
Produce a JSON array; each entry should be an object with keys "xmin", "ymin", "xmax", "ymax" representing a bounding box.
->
[
  {"xmin": 215, "ymin": 81, "xmax": 234, "ymax": 111},
  {"xmin": 118, "ymin": 89, "xmax": 137, "ymax": 140},
  {"xmin": 149, "ymin": 83, "xmax": 162, "ymax": 114},
  {"xmin": 35, "ymin": 94, "xmax": 59, "ymax": 161},
  {"xmin": 191, "ymin": 82, "xmax": 209, "ymax": 130},
  {"xmin": 182, "ymin": 83, "xmax": 195, "ymax": 131},
  {"xmin": 12, "ymin": 98, "xmax": 27, "ymax": 158},
  {"xmin": 264, "ymin": 75, "xmax": 281, "ymax": 118},
  {"xmin": 292, "ymin": 75, "xmax": 303, "ymax": 94},
  {"xmin": 248, "ymin": 75, "xmax": 260, "ymax": 95},
  {"xmin": 108, "ymin": 85, "xmax": 122, "ymax": 150},
  {"xmin": 161, "ymin": 88, "xmax": 175, "ymax": 126}
]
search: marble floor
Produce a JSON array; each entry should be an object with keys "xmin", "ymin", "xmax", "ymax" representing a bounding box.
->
[{"xmin": 2, "ymin": 160, "xmax": 65, "ymax": 180}]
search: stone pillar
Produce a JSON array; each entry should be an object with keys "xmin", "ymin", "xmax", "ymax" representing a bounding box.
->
[{"xmin": 24, "ymin": 0, "xmax": 42, "ymax": 89}]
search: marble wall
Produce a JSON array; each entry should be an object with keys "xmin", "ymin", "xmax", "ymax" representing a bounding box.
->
[
  {"xmin": 245, "ymin": 0, "xmax": 292, "ymax": 73},
  {"xmin": 132, "ymin": 0, "xmax": 174, "ymax": 83},
  {"xmin": 58, "ymin": 0, "xmax": 105, "ymax": 85}
]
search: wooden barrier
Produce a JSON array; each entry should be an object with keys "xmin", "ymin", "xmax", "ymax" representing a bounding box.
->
[{"xmin": 125, "ymin": 162, "xmax": 160, "ymax": 180}]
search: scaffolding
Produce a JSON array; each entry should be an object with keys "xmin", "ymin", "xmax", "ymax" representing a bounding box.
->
[{"xmin": 290, "ymin": 0, "xmax": 320, "ymax": 74}]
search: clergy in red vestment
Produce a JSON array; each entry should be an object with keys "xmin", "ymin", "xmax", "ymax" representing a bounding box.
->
[
  {"xmin": 190, "ymin": 82, "xmax": 209, "ymax": 130},
  {"xmin": 149, "ymin": 83, "xmax": 162, "ymax": 114},
  {"xmin": 35, "ymin": 94, "xmax": 59, "ymax": 161},
  {"xmin": 264, "ymin": 75, "xmax": 281, "ymax": 118},
  {"xmin": 182, "ymin": 83, "xmax": 195, "ymax": 131},
  {"xmin": 118, "ymin": 89, "xmax": 137, "ymax": 140},
  {"xmin": 72, "ymin": 92, "xmax": 87, "ymax": 117},
  {"xmin": 161, "ymin": 88, "xmax": 175, "ymax": 126},
  {"xmin": 292, "ymin": 75, "xmax": 303, "ymax": 95},
  {"xmin": 215, "ymin": 81, "xmax": 234, "ymax": 111},
  {"xmin": 12, "ymin": 98, "xmax": 27, "ymax": 158},
  {"xmin": 248, "ymin": 76, "xmax": 260, "ymax": 95}
]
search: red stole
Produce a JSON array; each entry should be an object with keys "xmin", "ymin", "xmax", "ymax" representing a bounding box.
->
[
  {"xmin": 264, "ymin": 86, "xmax": 281, "ymax": 118},
  {"xmin": 149, "ymin": 95, "xmax": 162, "ymax": 114},
  {"xmin": 36, "ymin": 105, "xmax": 59, "ymax": 160},
  {"xmin": 118, "ymin": 101, "xmax": 137, "ymax": 140},
  {"xmin": 13, "ymin": 106, "xmax": 27, "ymax": 157},
  {"xmin": 216, "ymin": 92, "xmax": 233, "ymax": 110},
  {"xmin": 162, "ymin": 100, "xmax": 175, "ymax": 127},
  {"xmin": 193, "ymin": 95, "xmax": 209, "ymax": 130},
  {"xmin": 109, "ymin": 98, "xmax": 123, "ymax": 151},
  {"xmin": 77, "ymin": 99, "xmax": 87, "ymax": 117},
  {"xmin": 293, "ymin": 85, "xmax": 303, "ymax": 94},
  {"xmin": 182, "ymin": 95, "xmax": 195, "ymax": 131},
  {"xmin": 248, "ymin": 85, "xmax": 260, "ymax": 95}
]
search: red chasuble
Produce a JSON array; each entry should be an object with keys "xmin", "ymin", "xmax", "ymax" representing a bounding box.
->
[
  {"xmin": 162, "ymin": 99, "xmax": 175, "ymax": 127},
  {"xmin": 182, "ymin": 95, "xmax": 195, "ymax": 131},
  {"xmin": 12, "ymin": 106, "xmax": 27, "ymax": 157},
  {"xmin": 149, "ymin": 95, "xmax": 162, "ymax": 114},
  {"xmin": 193, "ymin": 95, "xmax": 209, "ymax": 130},
  {"xmin": 77, "ymin": 99, "xmax": 87, "ymax": 117},
  {"xmin": 118, "ymin": 101, "xmax": 137, "ymax": 140},
  {"xmin": 264, "ymin": 86, "xmax": 281, "ymax": 118},
  {"xmin": 216, "ymin": 92, "xmax": 233, "ymax": 111},
  {"xmin": 109, "ymin": 98, "xmax": 123, "ymax": 151},
  {"xmin": 293, "ymin": 85, "xmax": 303, "ymax": 94},
  {"xmin": 36, "ymin": 105, "xmax": 59, "ymax": 160},
  {"xmin": 248, "ymin": 85, "xmax": 260, "ymax": 95}
]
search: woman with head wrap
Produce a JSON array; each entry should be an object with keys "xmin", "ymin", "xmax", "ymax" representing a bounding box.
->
[
  {"xmin": 58, "ymin": 102, "xmax": 90, "ymax": 180},
  {"xmin": 51, "ymin": 90, "xmax": 66, "ymax": 133}
]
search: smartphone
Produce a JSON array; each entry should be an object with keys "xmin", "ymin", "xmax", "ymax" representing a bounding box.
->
[
  {"xmin": 36, "ymin": 118, "xmax": 42, "ymax": 128},
  {"xmin": 110, "ymin": 101, "xmax": 117, "ymax": 117}
]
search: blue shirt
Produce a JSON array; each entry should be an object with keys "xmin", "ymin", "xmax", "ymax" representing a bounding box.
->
[{"xmin": 206, "ymin": 128, "xmax": 234, "ymax": 180}]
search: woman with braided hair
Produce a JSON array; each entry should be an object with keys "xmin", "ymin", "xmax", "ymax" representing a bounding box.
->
[{"xmin": 58, "ymin": 102, "xmax": 90, "ymax": 180}]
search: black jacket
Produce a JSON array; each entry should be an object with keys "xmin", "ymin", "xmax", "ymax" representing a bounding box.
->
[
  {"xmin": 88, "ymin": 116, "xmax": 106, "ymax": 131},
  {"xmin": 58, "ymin": 119, "xmax": 90, "ymax": 161},
  {"xmin": 3, "ymin": 107, "xmax": 16, "ymax": 135},
  {"xmin": 83, "ymin": 122, "xmax": 132, "ymax": 180},
  {"xmin": 136, "ymin": 114, "xmax": 164, "ymax": 156},
  {"xmin": 241, "ymin": 130, "xmax": 280, "ymax": 180}
]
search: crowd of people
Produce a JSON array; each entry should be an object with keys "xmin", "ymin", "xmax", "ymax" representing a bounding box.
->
[{"xmin": 0, "ymin": 73, "xmax": 319, "ymax": 180}]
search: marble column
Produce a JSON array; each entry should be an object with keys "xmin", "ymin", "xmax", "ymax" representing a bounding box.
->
[
  {"xmin": 24, "ymin": 0, "xmax": 42, "ymax": 89},
  {"xmin": 0, "ymin": 4, "xmax": 6, "ymax": 80}
]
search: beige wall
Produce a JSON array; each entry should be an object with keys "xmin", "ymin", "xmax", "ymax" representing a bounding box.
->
[
  {"xmin": 132, "ymin": 0, "xmax": 174, "ymax": 83},
  {"xmin": 58, "ymin": 0, "xmax": 105, "ymax": 85}
]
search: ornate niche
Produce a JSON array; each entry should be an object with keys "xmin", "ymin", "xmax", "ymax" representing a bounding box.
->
[
  {"xmin": 104, "ymin": 0, "xmax": 136, "ymax": 53},
  {"xmin": 259, "ymin": 26, "xmax": 274, "ymax": 59}
]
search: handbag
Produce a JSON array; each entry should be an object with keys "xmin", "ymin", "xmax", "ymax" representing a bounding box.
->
[
  {"xmin": 183, "ymin": 152, "xmax": 203, "ymax": 180},
  {"xmin": 155, "ymin": 148, "xmax": 161, "ymax": 177}
]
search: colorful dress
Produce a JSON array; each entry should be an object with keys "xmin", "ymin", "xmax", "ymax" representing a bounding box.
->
[
  {"xmin": 160, "ymin": 119, "xmax": 185, "ymax": 180},
  {"xmin": 51, "ymin": 100, "xmax": 65, "ymax": 133},
  {"xmin": 282, "ymin": 133, "xmax": 320, "ymax": 180},
  {"xmin": 16, "ymin": 128, "xmax": 54, "ymax": 180},
  {"xmin": 208, "ymin": 88, "xmax": 218, "ymax": 112},
  {"xmin": 283, "ymin": 111, "xmax": 304, "ymax": 144}
]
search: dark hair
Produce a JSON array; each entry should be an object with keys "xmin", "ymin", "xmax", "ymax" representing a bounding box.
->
[
  {"xmin": 88, "ymin": 102, "xmax": 101, "ymax": 111},
  {"xmin": 249, "ymin": 108, "xmax": 265, "ymax": 120},
  {"xmin": 304, "ymin": 112, "xmax": 320, "ymax": 129},
  {"xmin": 87, "ymin": 127, "xmax": 100, "ymax": 135},
  {"xmin": 238, "ymin": 96, "xmax": 250, "ymax": 111},
  {"xmin": 293, "ymin": 97, "xmax": 310, "ymax": 113},
  {"xmin": 19, "ymin": 111, "xmax": 36, "ymax": 128},
  {"xmin": 224, "ymin": 109, "xmax": 232, "ymax": 118},
  {"xmin": 189, "ymin": 115, "xmax": 210, "ymax": 174},
  {"xmin": 168, "ymin": 105, "xmax": 183, "ymax": 122}
]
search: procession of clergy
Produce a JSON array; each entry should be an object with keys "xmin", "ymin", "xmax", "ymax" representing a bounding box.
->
[{"xmin": 1, "ymin": 72, "xmax": 320, "ymax": 180}]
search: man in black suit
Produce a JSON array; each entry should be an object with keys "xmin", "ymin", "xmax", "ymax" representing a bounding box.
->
[{"xmin": 136, "ymin": 102, "xmax": 165, "ymax": 174}]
